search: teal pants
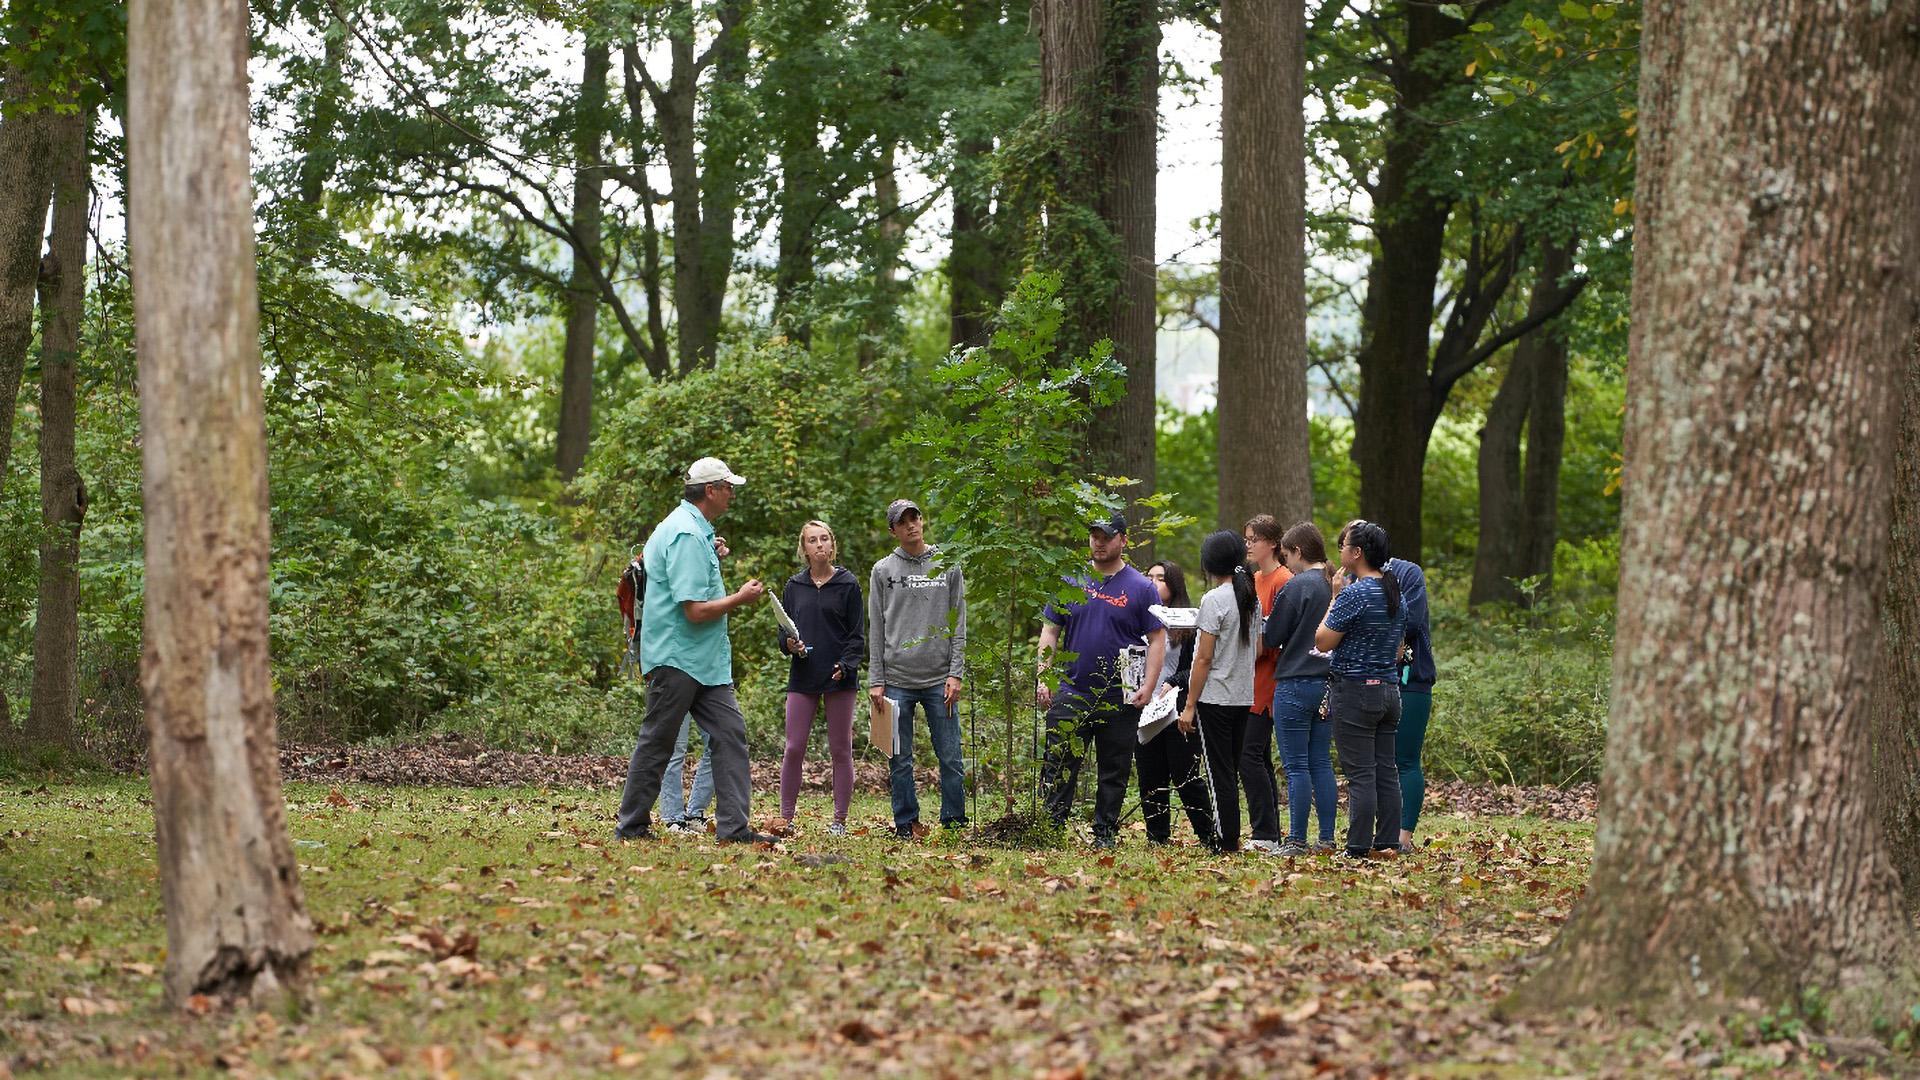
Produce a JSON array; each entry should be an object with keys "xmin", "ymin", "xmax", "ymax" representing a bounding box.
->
[{"xmin": 1396, "ymin": 690, "xmax": 1433, "ymax": 834}]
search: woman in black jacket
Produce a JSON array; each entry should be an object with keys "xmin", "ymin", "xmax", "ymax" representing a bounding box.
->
[
  {"xmin": 777, "ymin": 520, "xmax": 865, "ymax": 835},
  {"xmin": 1136, "ymin": 560, "xmax": 1216, "ymax": 847}
]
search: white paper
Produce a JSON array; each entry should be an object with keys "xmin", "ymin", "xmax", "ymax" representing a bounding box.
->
[
  {"xmin": 768, "ymin": 591, "xmax": 803, "ymax": 647},
  {"xmin": 1150, "ymin": 604, "xmax": 1200, "ymax": 630},
  {"xmin": 1137, "ymin": 685, "xmax": 1181, "ymax": 742}
]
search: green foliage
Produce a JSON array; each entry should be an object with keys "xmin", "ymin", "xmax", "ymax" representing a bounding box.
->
[{"xmin": 902, "ymin": 271, "xmax": 1167, "ymax": 817}]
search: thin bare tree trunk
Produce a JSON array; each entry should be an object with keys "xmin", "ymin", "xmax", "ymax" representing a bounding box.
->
[
  {"xmin": 1516, "ymin": 0, "xmax": 1920, "ymax": 1027},
  {"xmin": 1471, "ymin": 237, "xmax": 1578, "ymax": 608},
  {"xmin": 0, "ymin": 72, "xmax": 58, "ymax": 742},
  {"xmin": 128, "ymin": 0, "xmax": 314, "ymax": 1007},
  {"xmin": 859, "ymin": 141, "xmax": 907, "ymax": 369},
  {"xmin": 25, "ymin": 109, "xmax": 89, "ymax": 749},
  {"xmin": 556, "ymin": 37, "xmax": 608, "ymax": 482},
  {"xmin": 1216, "ymin": 0, "xmax": 1309, "ymax": 530}
]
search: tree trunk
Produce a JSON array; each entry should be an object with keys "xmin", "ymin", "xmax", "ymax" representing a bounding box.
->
[
  {"xmin": 128, "ymin": 0, "xmax": 314, "ymax": 1007},
  {"xmin": 1215, "ymin": 0, "xmax": 1309, "ymax": 530},
  {"xmin": 25, "ymin": 109, "xmax": 89, "ymax": 750},
  {"xmin": 556, "ymin": 37, "xmax": 608, "ymax": 482},
  {"xmin": 947, "ymin": 134, "xmax": 999, "ymax": 349},
  {"xmin": 1516, "ymin": 0, "xmax": 1920, "ymax": 1027},
  {"xmin": 1470, "ymin": 237, "xmax": 1576, "ymax": 608},
  {"xmin": 0, "ymin": 70, "xmax": 58, "ymax": 741},
  {"xmin": 773, "ymin": 116, "xmax": 819, "ymax": 346},
  {"xmin": 1872, "ymin": 320, "xmax": 1920, "ymax": 907},
  {"xmin": 1086, "ymin": 0, "xmax": 1157, "ymax": 514},
  {"xmin": 859, "ymin": 141, "xmax": 907, "ymax": 369}
]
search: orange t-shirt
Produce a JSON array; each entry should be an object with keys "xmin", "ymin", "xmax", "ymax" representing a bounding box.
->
[{"xmin": 1251, "ymin": 565, "xmax": 1293, "ymax": 715}]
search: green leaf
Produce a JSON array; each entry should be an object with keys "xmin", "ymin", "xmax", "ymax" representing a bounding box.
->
[
  {"xmin": 1558, "ymin": 0, "xmax": 1591, "ymax": 19},
  {"xmin": 1469, "ymin": 21, "xmax": 1495, "ymax": 32},
  {"xmin": 1437, "ymin": 3, "xmax": 1466, "ymax": 19}
]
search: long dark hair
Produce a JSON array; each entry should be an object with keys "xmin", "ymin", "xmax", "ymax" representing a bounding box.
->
[
  {"xmin": 1344, "ymin": 520, "xmax": 1401, "ymax": 619},
  {"xmin": 1199, "ymin": 530, "xmax": 1257, "ymax": 645},
  {"xmin": 1148, "ymin": 559, "xmax": 1193, "ymax": 643}
]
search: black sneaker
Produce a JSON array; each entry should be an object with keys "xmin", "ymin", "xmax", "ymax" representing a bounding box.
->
[
  {"xmin": 613, "ymin": 825, "xmax": 652, "ymax": 842},
  {"xmin": 719, "ymin": 830, "xmax": 779, "ymax": 846},
  {"xmin": 1092, "ymin": 834, "xmax": 1117, "ymax": 850}
]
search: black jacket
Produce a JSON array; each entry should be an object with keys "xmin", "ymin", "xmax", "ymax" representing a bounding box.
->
[{"xmin": 780, "ymin": 566, "xmax": 865, "ymax": 694}]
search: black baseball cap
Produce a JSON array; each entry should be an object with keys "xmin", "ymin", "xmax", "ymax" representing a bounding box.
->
[
  {"xmin": 886, "ymin": 499, "xmax": 922, "ymax": 526},
  {"xmin": 1089, "ymin": 511, "xmax": 1128, "ymax": 537}
]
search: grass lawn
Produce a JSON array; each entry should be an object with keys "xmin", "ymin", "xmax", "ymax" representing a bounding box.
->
[{"xmin": 0, "ymin": 779, "xmax": 1852, "ymax": 1077}]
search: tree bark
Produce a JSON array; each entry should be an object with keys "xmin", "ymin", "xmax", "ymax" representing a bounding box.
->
[
  {"xmin": 643, "ymin": 1, "xmax": 747, "ymax": 374},
  {"xmin": 1470, "ymin": 237, "xmax": 1577, "ymax": 608},
  {"xmin": 0, "ymin": 70, "xmax": 58, "ymax": 741},
  {"xmin": 25, "ymin": 109, "xmax": 89, "ymax": 750},
  {"xmin": 1087, "ymin": 0, "xmax": 1157, "ymax": 516},
  {"xmin": 947, "ymin": 0, "xmax": 1009, "ymax": 350},
  {"xmin": 128, "ymin": 0, "xmax": 314, "ymax": 1007},
  {"xmin": 1516, "ymin": 0, "xmax": 1920, "ymax": 1027},
  {"xmin": 1216, "ymin": 0, "xmax": 1310, "ymax": 530},
  {"xmin": 1872, "ymin": 320, "xmax": 1920, "ymax": 906},
  {"xmin": 947, "ymin": 133, "xmax": 999, "ymax": 349},
  {"xmin": 1033, "ymin": 0, "xmax": 1158, "ymax": 516},
  {"xmin": 859, "ymin": 141, "xmax": 907, "ymax": 369},
  {"xmin": 556, "ymin": 37, "xmax": 608, "ymax": 482}
]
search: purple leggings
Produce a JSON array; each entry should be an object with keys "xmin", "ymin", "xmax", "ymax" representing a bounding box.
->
[{"xmin": 781, "ymin": 689, "xmax": 858, "ymax": 822}]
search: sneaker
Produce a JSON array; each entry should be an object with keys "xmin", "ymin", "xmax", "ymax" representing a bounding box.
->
[
  {"xmin": 1276, "ymin": 840, "xmax": 1311, "ymax": 857},
  {"xmin": 1246, "ymin": 839, "xmax": 1284, "ymax": 856},
  {"xmin": 1092, "ymin": 834, "xmax": 1117, "ymax": 850},
  {"xmin": 1310, "ymin": 840, "xmax": 1338, "ymax": 855},
  {"xmin": 827, "ymin": 822, "xmax": 848, "ymax": 837},
  {"xmin": 719, "ymin": 831, "xmax": 780, "ymax": 846},
  {"xmin": 1397, "ymin": 840, "xmax": 1416, "ymax": 856},
  {"xmin": 613, "ymin": 826, "xmax": 652, "ymax": 842},
  {"xmin": 664, "ymin": 820, "xmax": 698, "ymax": 835}
]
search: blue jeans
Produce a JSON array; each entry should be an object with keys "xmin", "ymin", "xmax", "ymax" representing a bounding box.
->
[
  {"xmin": 886, "ymin": 686, "xmax": 966, "ymax": 833},
  {"xmin": 658, "ymin": 713, "xmax": 715, "ymax": 823},
  {"xmin": 1273, "ymin": 677, "xmax": 1337, "ymax": 845}
]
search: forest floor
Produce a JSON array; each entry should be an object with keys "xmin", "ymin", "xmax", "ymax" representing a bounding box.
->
[{"xmin": 0, "ymin": 772, "xmax": 1882, "ymax": 1078}]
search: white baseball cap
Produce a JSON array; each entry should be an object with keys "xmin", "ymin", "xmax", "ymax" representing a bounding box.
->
[{"xmin": 685, "ymin": 457, "xmax": 746, "ymax": 486}]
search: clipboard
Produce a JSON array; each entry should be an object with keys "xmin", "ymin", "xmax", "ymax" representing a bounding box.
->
[
  {"xmin": 1137, "ymin": 685, "xmax": 1180, "ymax": 743},
  {"xmin": 768, "ymin": 590, "xmax": 808, "ymax": 654},
  {"xmin": 869, "ymin": 695, "xmax": 896, "ymax": 756}
]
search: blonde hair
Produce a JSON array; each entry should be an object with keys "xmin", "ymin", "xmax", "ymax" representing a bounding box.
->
[{"xmin": 796, "ymin": 519, "xmax": 837, "ymax": 567}]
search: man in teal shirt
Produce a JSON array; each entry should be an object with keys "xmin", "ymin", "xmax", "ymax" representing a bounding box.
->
[{"xmin": 616, "ymin": 457, "xmax": 776, "ymax": 844}]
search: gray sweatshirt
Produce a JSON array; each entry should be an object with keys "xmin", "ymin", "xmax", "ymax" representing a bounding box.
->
[{"xmin": 867, "ymin": 546, "xmax": 967, "ymax": 689}]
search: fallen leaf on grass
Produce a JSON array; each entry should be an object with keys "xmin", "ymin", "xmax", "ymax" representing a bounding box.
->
[
  {"xmin": 61, "ymin": 995, "xmax": 124, "ymax": 1016},
  {"xmin": 836, "ymin": 1019, "xmax": 886, "ymax": 1045},
  {"xmin": 121, "ymin": 962, "xmax": 155, "ymax": 976},
  {"xmin": 73, "ymin": 896, "xmax": 102, "ymax": 911},
  {"xmin": 1283, "ymin": 998, "xmax": 1321, "ymax": 1023}
]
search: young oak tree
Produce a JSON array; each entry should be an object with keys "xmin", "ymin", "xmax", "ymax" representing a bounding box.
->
[
  {"xmin": 128, "ymin": 0, "xmax": 314, "ymax": 1005},
  {"xmin": 1516, "ymin": 0, "xmax": 1920, "ymax": 1027}
]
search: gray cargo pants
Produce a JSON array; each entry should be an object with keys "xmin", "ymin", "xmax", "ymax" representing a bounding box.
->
[{"xmin": 616, "ymin": 665, "xmax": 753, "ymax": 840}]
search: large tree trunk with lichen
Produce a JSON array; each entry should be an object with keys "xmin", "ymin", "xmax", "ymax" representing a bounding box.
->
[
  {"xmin": 1216, "ymin": 0, "xmax": 1309, "ymax": 530},
  {"xmin": 556, "ymin": 37, "xmax": 607, "ymax": 482},
  {"xmin": 1470, "ymin": 237, "xmax": 1576, "ymax": 608},
  {"xmin": 128, "ymin": 0, "xmax": 314, "ymax": 1007},
  {"xmin": 25, "ymin": 109, "xmax": 89, "ymax": 750},
  {"xmin": 1033, "ymin": 0, "xmax": 1156, "ymax": 520},
  {"xmin": 1873, "ymin": 321, "xmax": 1920, "ymax": 906},
  {"xmin": 1516, "ymin": 0, "xmax": 1920, "ymax": 1027}
]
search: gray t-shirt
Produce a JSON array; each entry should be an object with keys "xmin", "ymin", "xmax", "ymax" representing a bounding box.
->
[{"xmin": 1197, "ymin": 581, "xmax": 1260, "ymax": 707}]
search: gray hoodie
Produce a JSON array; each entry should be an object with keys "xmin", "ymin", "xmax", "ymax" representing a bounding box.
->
[{"xmin": 867, "ymin": 546, "xmax": 966, "ymax": 689}]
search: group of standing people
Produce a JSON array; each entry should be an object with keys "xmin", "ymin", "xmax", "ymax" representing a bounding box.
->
[
  {"xmin": 615, "ymin": 459, "xmax": 967, "ymax": 843},
  {"xmin": 1039, "ymin": 514, "xmax": 1434, "ymax": 858},
  {"xmin": 614, "ymin": 455, "xmax": 1435, "ymax": 857}
]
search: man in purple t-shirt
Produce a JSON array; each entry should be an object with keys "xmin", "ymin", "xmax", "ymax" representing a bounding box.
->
[{"xmin": 1036, "ymin": 512, "xmax": 1168, "ymax": 848}]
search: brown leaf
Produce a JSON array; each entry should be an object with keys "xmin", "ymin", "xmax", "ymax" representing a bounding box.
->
[
  {"xmin": 61, "ymin": 995, "xmax": 124, "ymax": 1016},
  {"xmin": 836, "ymin": 1019, "xmax": 886, "ymax": 1045}
]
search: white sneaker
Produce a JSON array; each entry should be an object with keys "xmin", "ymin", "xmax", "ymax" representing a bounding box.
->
[
  {"xmin": 665, "ymin": 820, "xmax": 698, "ymax": 835},
  {"xmin": 827, "ymin": 822, "xmax": 848, "ymax": 837},
  {"xmin": 1246, "ymin": 839, "xmax": 1284, "ymax": 856}
]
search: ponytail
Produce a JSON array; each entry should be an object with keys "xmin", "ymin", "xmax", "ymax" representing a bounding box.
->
[
  {"xmin": 1347, "ymin": 521, "xmax": 1401, "ymax": 619},
  {"xmin": 1200, "ymin": 530, "xmax": 1258, "ymax": 645}
]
